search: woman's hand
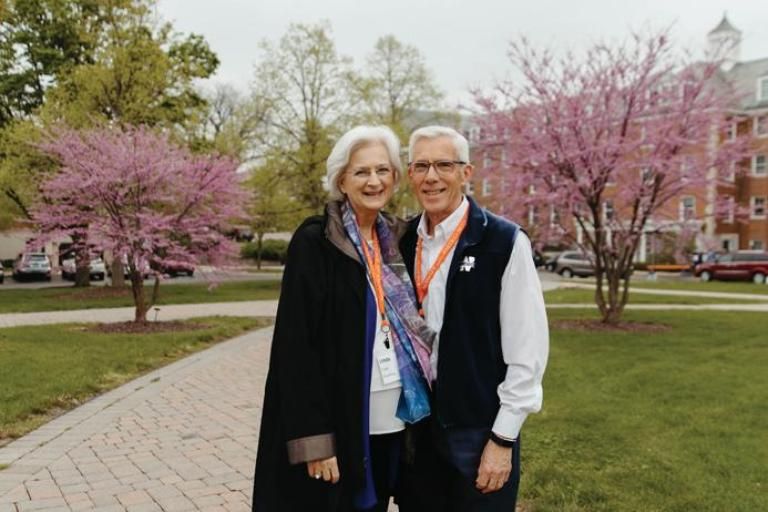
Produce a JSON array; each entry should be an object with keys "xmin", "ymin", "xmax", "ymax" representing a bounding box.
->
[{"xmin": 307, "ymin": 456, "xmax": 340, "ymax": 484}]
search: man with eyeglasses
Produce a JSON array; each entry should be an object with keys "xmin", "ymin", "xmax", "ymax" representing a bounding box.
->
[{"xmin": 397, "ymin": 126, "xmax": 549, "ymax": 511}]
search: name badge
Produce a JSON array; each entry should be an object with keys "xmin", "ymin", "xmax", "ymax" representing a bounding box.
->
[{"xmin": 376, "ymin": 351, "xmax": 400, "ymax": 385}]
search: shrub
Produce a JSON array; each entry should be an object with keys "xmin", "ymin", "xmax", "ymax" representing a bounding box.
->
[{"xmin": 241, "ymin": 239, "xmax": 289, "ymax": 264}]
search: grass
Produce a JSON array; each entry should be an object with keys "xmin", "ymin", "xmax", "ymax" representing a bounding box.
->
[
  {"xmin": 0, "ymin": 316, "xmax": 273, "ymax": 442},
  {"xmin": 544, "ymin": 288, "xmax": 763, "ymax": 305},
  {"xmin": 0, "ymin": 279, "xmax": 282, "ymax": 314},
  {"xmin": 629, "ymin": 278, "xmax": 768, "ymax": 295},
  {"xmin": 521, "ymin": 309, "xmax": 768, "ymax": 511}
]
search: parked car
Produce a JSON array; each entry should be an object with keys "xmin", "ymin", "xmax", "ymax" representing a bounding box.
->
[
  {"xmin": 694, "ymin": 251, "xmax": 768, "ymax": 284},
  {"xmin": 61, "ymin": 258, "xmax": 107, "ymax": 281},
  {"xmin": 12, "ymin": 253, "xmax": 52, "ymax": 281},
  {"xmin": 544, "ymin": 251, "xmax": 562, "ymax": 272},
  {"xmin": 107, "ymin": 255, "xmax": 151, "ymax": 279},
  {"xmin": 554, "ymin": 251, "xmax": 594, "ymax": 278},
  {"xmin": 152, "ymin": 260, "xmax": 195, "ymax": 277},
  {"xmin": 532, "ymin": 249, "xmax": 546, "ymax": 268}
]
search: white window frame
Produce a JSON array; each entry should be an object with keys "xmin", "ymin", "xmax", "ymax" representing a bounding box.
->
[
  {"xmin": 755, "ymin": 115, "xmax": 768, "ymax": 138},
  {"xmin": 752, "ymin": 154, "xmax": 767, "ymax": 176},
  {"xmin": 758, "ymin": 77, "xmax": 768, "ymax": 102},
  {"xmin": 725, "ymin": 121, "xmax": 737, "ymax": 142},
  {"xmin": 465, "ymin": 181, "xmax": 475, "ymax": 196},
  {"xmin": 725, "ymin": 161, "xmax": 736, "ymax": 183},
  {"xmin": 749, "ymin": 240, "xmax": 765, "ymax": 251},
  {"xmin": 751, "ymin": 196, "xmax": 767, "ymax": 219},
  {"xmin": 723, "ymin": 197, "xmax": 735, "ymax": 224},
  {"xmin": 528, "ymin": 205, "xmax": 539, "ymax": 225},
  {"xmin": 680, "ymin": 196, "xmax": 696, "ymax": 221},
  {"xmin": 603, "ymin": 200, "xmax": 615, "ymax": 222},
  {"xmin": 482, "ymin": 178, "xmax": 491, "ymax": 197},
  {"xmin": 482, "ymin": 153, "xmax": 491, "ymax": 169}
]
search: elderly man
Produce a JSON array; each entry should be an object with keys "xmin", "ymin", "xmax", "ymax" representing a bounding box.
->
[{"xmin": 397, "ymin": 126, "xmax": 549, "ymax": 511}]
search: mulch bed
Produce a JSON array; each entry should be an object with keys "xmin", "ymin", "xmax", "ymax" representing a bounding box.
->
[
  {"xmin": 552, "ymin": 319, "xmax": 671, "ymax": 333},
  {"xmin": 86, "ymin": 320, "xmax": 210, "ymax": 334}
]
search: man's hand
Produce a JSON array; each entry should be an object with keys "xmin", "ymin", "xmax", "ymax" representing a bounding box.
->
[
  {"xmin": 307, "ymin": 456, "xmax": 340, "ymax": 484},
  {"xmin": 475, "ymin": 440, "xmax": 513, "ymax": 494}
]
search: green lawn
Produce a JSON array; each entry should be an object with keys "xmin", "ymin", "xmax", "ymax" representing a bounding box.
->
[
  {"xmin": 0, "ymin": 279, "xmax": 281, "ymax": 314},
  {"xmin": 0, "ymin": 316, "xmax": 272, "ymax": 442},
  {"xmin": 626, "ymin": 278, "xmax": 768, "ymax": 295},
  {"xmin": 544, "ymin": 288, "xmax": 763, "ymax": 305},
  {"xmin": 521, "ymin": 309, "xmax": 768, "ymax": 511}
]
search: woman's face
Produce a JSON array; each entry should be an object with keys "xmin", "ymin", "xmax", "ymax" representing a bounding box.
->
[{"xmin": 339, "ymin": 142, "xmax": 395, "ymax": 218}]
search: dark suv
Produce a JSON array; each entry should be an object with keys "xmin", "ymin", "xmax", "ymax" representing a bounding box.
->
[{"xmin": 694, "ymin": 251, "xmax": 768, "ymax": 284}]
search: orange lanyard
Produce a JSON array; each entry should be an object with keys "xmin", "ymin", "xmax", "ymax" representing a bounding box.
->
[
  {"xmin": 359, "ymin": 228, "xmax": 391, "ymax": 348},
  {"xmin": 415, "ymin": 208, "xmax": 469, "ymax": 316}
]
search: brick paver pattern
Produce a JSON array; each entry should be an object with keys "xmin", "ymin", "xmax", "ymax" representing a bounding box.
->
[{"xmin": 0, "ymin": 326, "xmax": 274, "ymax": 512}]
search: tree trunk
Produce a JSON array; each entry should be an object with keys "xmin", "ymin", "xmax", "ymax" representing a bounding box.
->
[
  {"xmin": 111, "ymin": 259, "xmax": 125, "ymax": 287},
  {"xmin": 74, "ymin": 248, "xmax": 91, "ymax": 288},
  {"xmin": 130, "ymin": 271, "xmax": 147, "ymax": 323},
  {"xmin": 256, "ymin": 232, "xmax": 264, "ymax": 270}
]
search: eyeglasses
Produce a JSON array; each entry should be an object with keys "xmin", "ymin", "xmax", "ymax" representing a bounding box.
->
[
  {"xmin": 408, "ymin": 160, "xmax": 466, "ymax": 176},
  {"xmin": 347, "ymin": 166, "xmax": 393, "ymax": 180}
]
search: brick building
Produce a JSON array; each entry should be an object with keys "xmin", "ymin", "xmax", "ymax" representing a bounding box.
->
[{"xmin": 466, "ymin": 15, "xmax": 768, "ymax": 260}]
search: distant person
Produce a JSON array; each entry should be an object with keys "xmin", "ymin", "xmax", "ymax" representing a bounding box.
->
[
  {"xmin": 397, "ymin": 126, "xmax": 549, "ymax": 512},
  {"xmin": 252, "ymin": 125, "xmax": 435, "ymax": 511}
]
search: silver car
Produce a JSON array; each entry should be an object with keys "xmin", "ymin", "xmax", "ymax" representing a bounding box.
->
[
  {"xmin": 12, "ymin": 253, "xmax": 52, "ymax": 281},
  {"xmin": 554, "ymin": 251, "xmax": 594, "ymax": 278}
]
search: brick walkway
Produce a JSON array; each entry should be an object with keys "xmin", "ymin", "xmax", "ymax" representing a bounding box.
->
[{"xmin": 0, "ymin": 327, "xmax": 274, "ymax": 511}]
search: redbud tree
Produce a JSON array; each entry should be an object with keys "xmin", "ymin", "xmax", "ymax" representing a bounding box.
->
[
  {"xmin": 475, "ymin": 32, "xmax": 751, "ymax": 324},
  {"xmin": 34, "ymin": 126, "xmax": 246, "ymax": 322}
]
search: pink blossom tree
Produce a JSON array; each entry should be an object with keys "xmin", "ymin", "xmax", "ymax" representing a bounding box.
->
[
  {"xmin": 33, "ymin": 125, "xmax": 246, "ymax": 323},
  {"xmin": 475, "ymin": 31, "xmax": 752, "ymax": 324}
]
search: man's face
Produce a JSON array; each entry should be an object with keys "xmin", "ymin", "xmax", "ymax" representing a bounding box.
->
[{"xmin": 409, "ymin": 136, "xmax": 472, "ymax": 223}]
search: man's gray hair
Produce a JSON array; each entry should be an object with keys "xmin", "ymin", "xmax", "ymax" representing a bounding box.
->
[
  {"xmin": 324, "ymin": 125, "xmax": 402, "ymax": 201},
  {"xmin": 408, "ymin": 125, "xmax": 470, "ymax": 163}
]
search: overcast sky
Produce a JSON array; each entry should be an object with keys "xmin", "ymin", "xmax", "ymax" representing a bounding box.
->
[{"xmin": 155, "ymin": 0, "xmax": 768, "ymax": 106}]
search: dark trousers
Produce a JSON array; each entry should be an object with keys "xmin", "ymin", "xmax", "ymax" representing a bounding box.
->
[
  {"xmin": 397, "ymin": 418, "xmax": 521, "ymax": 512},
  {"xmin": 358, "ymin": 432, "xmax": 402, "ymax": 512}
]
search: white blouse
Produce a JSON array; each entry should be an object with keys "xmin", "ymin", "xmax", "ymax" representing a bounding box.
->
[{"xmin": 367, "ymin": 280, "xmax": 405, "ymax": 435}]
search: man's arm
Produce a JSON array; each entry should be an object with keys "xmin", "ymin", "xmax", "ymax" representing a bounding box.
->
[{"xmin": 476, "ymin": 231, "xmax": 549, "ymax": 493}]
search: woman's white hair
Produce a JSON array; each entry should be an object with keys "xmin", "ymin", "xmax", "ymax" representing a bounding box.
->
[
  {"xmin": 324, "ymin": 125, "xmax": 402, "ymax": 201},
  {"xmin": 408, "ymin": 125, "xmax": 470, "ymax": 163}
]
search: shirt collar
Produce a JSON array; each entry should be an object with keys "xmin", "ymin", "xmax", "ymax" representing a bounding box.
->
[{"xmin": 417, "ymin": 196, "xmax": 469, "ymax": 241}]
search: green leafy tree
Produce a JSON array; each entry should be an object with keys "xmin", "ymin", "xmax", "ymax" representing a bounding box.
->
[{"xmin": 249, "ymin": 22, "xmax": 359, "ymax": 214}]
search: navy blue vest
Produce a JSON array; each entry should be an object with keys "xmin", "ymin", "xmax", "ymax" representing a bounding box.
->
[{"xmin": 400, "ymin": 197, "xmax": 520, "ymax": 428}]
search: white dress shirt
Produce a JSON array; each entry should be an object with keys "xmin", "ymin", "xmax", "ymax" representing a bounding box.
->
[{"xmin": 416, "ymin": 196, "xmax": 549, "ymax": 440}]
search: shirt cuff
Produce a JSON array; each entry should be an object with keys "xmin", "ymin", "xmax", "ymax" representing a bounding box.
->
[
  {"xmin": 286, "ymin": 433, "xmax": 336, "ymax": 464},
  {"xmin": 492, "ymin": 407, "xmax": 527, "ymax": 441}
]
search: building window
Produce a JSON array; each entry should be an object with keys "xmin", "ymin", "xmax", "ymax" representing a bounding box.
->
[
  {"xmin": 753, "ymin": 155, "xmax": 767, "ymax": 176},
  {"xmin": 482, "ymin": 178, "xmax": 491, "ymax": 197},
  {"xmin": 725, "ymin": 121, "xmax": 737, "ymax": 141},
  {"xmin": 482, "ymin": 152, "xmax": 491, "ymax": 169},
  {"xmin": 759, "ymin": 77, "xmax": 768, "ymax": 101},
  {"xmin": 755, "ymin": 115, "xmax": 768, "ymax": 137},
  {"xmin": 603, "ymin": 200, "xmax": 615, "ymax": 222},
  {"xmin": 725, "ymin": 161, "xmax": 736, "ymax": 182},
  {"xmin": 528, "ymin": 205, "xmax": 539, "ymax": 226},
  {"xmin": 500, "ymin": 149, "xmax": 508, "ymax": 165},
  {"xmin": 680, "ymin": 197, "xmax": 696, "ymax": 221},
  {"xmin": 724, "ymin": 197, "xmax": 735, "ymax": 224},
  {"xmin": 749, "ymin": 240, "xmax": 765, "ymax": 251},
  {"xmin": 751, "ymin": 196, "xmax": 767, "ymax": 219},
  {"xmin": 640, "ymin": 167, "xmax": 653, "ymax": 184},
  {"xmin": 465, "ymin": 181, "xmax": 475, "ymax": 196},
  {"xmin": 468, "ymin": 126, "xmax": 481, "ymax": 143},
  {"xmin": 550, "ymin": 205, "xmax": 561, "ymax": 227}
]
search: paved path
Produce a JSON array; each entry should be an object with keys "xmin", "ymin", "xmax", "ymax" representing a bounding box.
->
[
  {"xmin": 0, "ymin": 326, "xmax": 274, "ymax": 512},
  {"xmin": 547, "ymin": 303, "xmax": 768, "ymax": 311},
  {"xmin": 0, "ymin": 302, "xmax": 279, "ymax": 329}
]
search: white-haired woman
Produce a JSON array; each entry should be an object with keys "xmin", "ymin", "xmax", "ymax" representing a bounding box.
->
[{"xmin": 253, "ymin": 126, "xmax": 435, "ymax": 512}]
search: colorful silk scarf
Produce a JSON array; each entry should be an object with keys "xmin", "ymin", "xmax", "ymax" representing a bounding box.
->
[{"xmin": 341, "ymin": 201, "xmax": 434, "ymax": 423}]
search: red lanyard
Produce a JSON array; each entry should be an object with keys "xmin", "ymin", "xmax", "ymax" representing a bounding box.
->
[
  {"xmin": 359, "ymin": 228, "xmax": 391, "ymax": 348},
  {"xmin": 415, "ymin": 208, "xmax": 469, "ymax": 316}
]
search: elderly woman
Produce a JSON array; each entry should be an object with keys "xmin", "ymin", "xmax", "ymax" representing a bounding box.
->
[{"xmin": 252, "ymin": 126, "xmax": 434, "ymax": 512}]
